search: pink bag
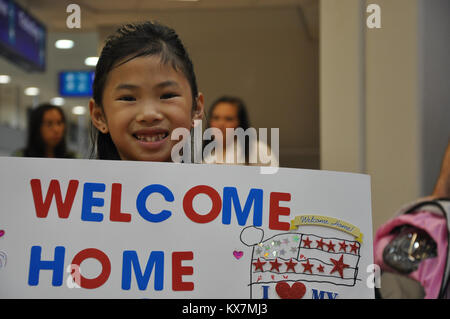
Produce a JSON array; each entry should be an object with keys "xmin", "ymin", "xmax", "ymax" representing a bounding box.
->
[{"xmin": 374, "ymin": 198, "xmax": 450, "ymax": 298}]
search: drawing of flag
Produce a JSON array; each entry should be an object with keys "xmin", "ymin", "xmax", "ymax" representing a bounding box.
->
[{"xmin": 248, "ymin": 232, "xmax": 361, "ymax": 298}]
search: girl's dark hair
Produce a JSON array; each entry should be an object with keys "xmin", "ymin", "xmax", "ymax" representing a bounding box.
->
[
  {"xmin": 90, "ymin": 21, "xmax": 199, "ymax": 160},
  {"xmin": 205, "ymin": 95, "xmax": 251, "ymax": 164},
  {"xmin": 24, "ymin": 103, "xmax": 70, "ymax": 158}
]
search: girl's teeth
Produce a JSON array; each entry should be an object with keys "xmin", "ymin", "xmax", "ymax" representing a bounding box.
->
[{"xmin": 137, "ymin": 133, "xmax": 166, "ymax": 142}]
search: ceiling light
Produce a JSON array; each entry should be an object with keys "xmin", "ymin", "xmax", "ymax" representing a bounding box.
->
[
  {"xmin": 50, "ymin": 97, "xmax": 65, "ymax": 106},
  {"xmin": 72, "ymin": 105, "xmax": 86, "ymax": 115},
  {"xmin": 55, "ymin": 39, "xmax": 74, "ymax": 49},
  {"xmin": 0, "ymin": 75, "xmax": 11, "ymax": 84},
  {"xmin": 24, "ymin": 87, "xmax": 40, "ymax": 96},
  {"xmin": 84, "ymin": 57, "xmax": 99, "ymax": 66}
]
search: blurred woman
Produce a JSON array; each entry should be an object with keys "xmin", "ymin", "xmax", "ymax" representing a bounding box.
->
[
  {"xmin": 203, "ymin": 96, "xmax": 278, "ymax": 167},
  {"xmin": 13, "ymin": 103, "xmax": 76, "ymax": 158}
]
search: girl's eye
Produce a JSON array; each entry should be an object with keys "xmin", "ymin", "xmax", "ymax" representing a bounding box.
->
[
  {"xmin": 160, "ymin": 93, "xmax": 179, "ymax": 100},
  {"xmin": 118, "ymin": 96, "xmax": 136, "ymax": 102}
]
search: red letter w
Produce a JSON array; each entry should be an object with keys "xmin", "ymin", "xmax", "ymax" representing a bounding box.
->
[{"xmin": 30, "ymin": 179, "xmax": 79, "ymax": 218}]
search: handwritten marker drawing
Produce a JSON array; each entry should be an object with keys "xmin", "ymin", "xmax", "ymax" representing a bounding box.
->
[
  {"xmin": 233, "ymin": 250, "xmax": 244, "ymax": 260},
  {"xmin": 240, "ymin": 220, "xmax": 362, "ymax": 299}
]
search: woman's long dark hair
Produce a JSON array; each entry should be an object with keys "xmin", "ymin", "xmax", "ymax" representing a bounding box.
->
[
  {"xmin": 24, "ymin": 103, "xmax": 70, "ymax": 158},
  {"xmin": 204, "ymin": 96, "xmax": 251, "ymax": 164},
  {"xmin": 90, "ymin": 21, "xmax": 199, "ymax": 160}
]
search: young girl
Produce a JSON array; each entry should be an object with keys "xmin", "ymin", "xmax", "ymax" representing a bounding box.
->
[{"xmin": 89, "ymin": 21, "xmax": 204, "ymax": 162}]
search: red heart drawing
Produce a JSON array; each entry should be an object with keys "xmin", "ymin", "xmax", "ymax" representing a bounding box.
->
[
  {"xmin": 0, "ymin": 230, "xmax": 4, "ymax": 238},
  {"xmin": 233, "ymin": 250, "xmax": 244, "ymax": 259},
  {"xmin": 275, "ymin": 281, "xmax": 306, "ymax": 299}
]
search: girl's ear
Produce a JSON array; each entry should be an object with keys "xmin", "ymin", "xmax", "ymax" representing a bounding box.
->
[
  {"xmin": 89, "ymin": 98, "xmax": 109, "ymax": 134},
  {"xmin": 193, "ymin": 92, "xmax": 205, "ymax": 121}
]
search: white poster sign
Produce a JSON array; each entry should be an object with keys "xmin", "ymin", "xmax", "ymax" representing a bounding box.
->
[{"xmin": 0, "ymin": 157, "xmax": 374, "ymax": 299}]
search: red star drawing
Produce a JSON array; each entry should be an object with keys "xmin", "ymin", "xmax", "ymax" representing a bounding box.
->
[
  {"xmin": 330, "ymin": 255, "xmax": 350, "ymax": 278},
  {"xmin": 253, "ymin": 258, "xmax": 266, "ymax": 272},
  {"xmin": 301, "ymin": 260, "xmax": 314, "ymax": 274},
  {"xmin": 316, "ymin": 238, "xmax": 325, "ymax": 250},
  {"xmin": 349, "ymin": 242, "xmax": 359, "ymax": 254},
  {"xmin": 285, "ymin": 258, "xmax": 298, "ymax": 272},
  {"xmin": 339, "ymin": 241, "xmax": 348, "ymax": 252},
  {"xmin": 326, "ymin": 240, "xmax": 336, "ymax": 252},
  {"xmin": 317, "ymin": 264, "xmax": 325, "ymax": 273},
  {"xmin": 302, "ymin": 237, "xmax": 312, "ymax": 248},
  {"xmin": 270, "ymin": 258, "xmax": 282, "ymax": 272}
]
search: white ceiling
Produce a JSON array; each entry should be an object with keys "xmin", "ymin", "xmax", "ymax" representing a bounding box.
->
[
  {"xmin": 16, "ymin": 0, "xmax": 318, "ymax": 35},
  {"xmin": 1, "ymin": 0, "xmax": 318, "ymax": 126}
]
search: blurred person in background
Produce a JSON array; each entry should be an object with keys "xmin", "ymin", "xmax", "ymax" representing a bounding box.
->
[
  {"xmin": 374, "ymin": 140, "xmax": 450, "ymax": 299},
  {"xmin": 203, "ymin": 95, "xmax": 278, "ymax": 167},
  {"xmin": 12, "ymin": 103, "xmax": 77, "ymax": 158}
]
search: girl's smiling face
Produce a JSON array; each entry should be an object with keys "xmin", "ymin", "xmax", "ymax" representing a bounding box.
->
[{"xmin": 90, "ymin": 55, "xmax": 203, "ymax": 162}]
